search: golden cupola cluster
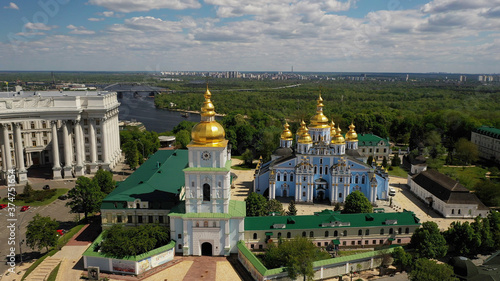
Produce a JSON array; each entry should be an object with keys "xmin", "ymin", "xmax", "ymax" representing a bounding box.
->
[
  {"xmin": 345, "ymin": 123, "xmax": 358, "ymax": 141},
  {"xmin": 309, "ymin": 94, "xmax": 329, "ymax": 128},
  {"xmin": 330, "ymin": 120, "xmax": 337, "ymax": 136},
  {"xmin": 190, "ymin": 86, "xmax": 226, "ymax": 146},
  {"xmin": 297, "ymin": 122, "xmax": 313, "ymax": 144},
  {"xmin": 296, "ymin": 120, "xmax": 307, "ymax": 137},
  {"xmin": 332, "ymin": 126, "xmax": 345, "ymax": 144},
  {"xmin": 280, "ymin": 122, "xmax": 293, "ymax": 141}
]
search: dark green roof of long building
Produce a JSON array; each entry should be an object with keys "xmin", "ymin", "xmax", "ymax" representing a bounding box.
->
[
  {"xmin": 102, "ymin": 150, "xmax": 188, "ymax": 209},
  {"xmin": 357, "ymin": 133, "xmax": 390, "ymax": 146},
  {"xmin": 244, "ymin": 210, "xmax": 419, "ymax": 231},
  {"xmin": 475, "ymin": 126, "xmax": 500, "ymax": 139}
]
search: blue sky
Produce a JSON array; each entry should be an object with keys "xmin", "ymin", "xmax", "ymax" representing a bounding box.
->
[{"xmin": 0, "ymin": 0, "xmax": 499, "ymax": 73}]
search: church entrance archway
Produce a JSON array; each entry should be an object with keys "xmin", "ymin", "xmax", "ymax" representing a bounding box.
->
[
  {"xmin": 201, "ymin": 242, "xmax": 213, "ymax": 256},
  {"xmin": 283, "ymin": 190, "xmax": 287, "ymax": 197},
  {"xmin": 317, "ymin": 191, "xmax": 324, "ymax": 201}
]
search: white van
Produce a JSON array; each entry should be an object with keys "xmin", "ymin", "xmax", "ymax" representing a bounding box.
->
[{"xmin": 389, "ymin": 187, "xmax": 396, "ymax": 196}]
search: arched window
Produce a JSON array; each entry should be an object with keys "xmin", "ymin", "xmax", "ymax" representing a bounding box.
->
[
  {"xmin": 277, "ymin": 173, "xmax": 281, "ymax": 181},
  {"xmin": 284, "ymin": 173, "xmax": 287, "ymax": 181},
  {"xmin": 319, "ymin": 166, "xmax": 323, "ymax": 174},
  {"xmin": 253, "ymin": 233, "xmax": 257, "ymax": 239},
  {"xmin": 334, "ymin": 230, "xmax": 338, "ymax": 236},
  {"xmin": 380, "ymin": 229, "xmax": 384, "ymax": 235},
  {"xmin": 310, "ymin": 231, "xmax": 314, "ymax": 238},
  {"xmin": 405, "ymin": 228, "xmax": 409, "ymax": 234},
  {"xmin": 365, "ymin": 229, "xmax": 370, "ymax": 235},
  {"xmin": 325, "ymin": 166, "xmax": 328, "ymax": 175},
  {"xmin": 314, "ymin": 166, "xmax": 317, "ymax": 173},
  {"xmin": 325, "ymin": 231, "xmax": 329, "ymax": 237},
  {"xmin": 389, "ymin": 228, "xmax": 393, "ymax": 234},
  {"xmin": 136, "ymin": 203, "xmax": 141, "ymax": 209},
  {"xmin": 302, "ymin": 231, "xmax": 306, "ymax": 237},
  {"xmin": 204, "ymin": 221, "xmax": 208, "ymax": 227},
  {"xmin": 287, "ymin": 232, "xmax": 291, "ymax": 238},
  {"xmin": 361, "ymin": 176, "xmax": 365, "ymax": 184},
  {"xmin": 320, "ymin": 158, "xmax": 323, "ymax": 164},
  {"xmin": 452, "ymin": 209, "xmax": 454, "ymax": 214},
  {"xmin": 290, "ymin": 173, "xmax": 294, "ymax": 181},
  {"xmin": 458, "ymin": 209, "xmax": 461, "ymax": 215},
  {"xmin": 213, "ymin": 222, "xmax": 217, "ymax": 227},
  {"xmin": 196, "ymin": 222, "xmax": 199, "ymax": 227},
  {"xmin": 398, "ymin": 228, "xmax": 402, "ymax": 234},
  {"xmin": 203, "ymin": 183, "xmax": 211, "ymax": 201},
  {"xmin": 358, "ymin": 229, "xmax": 362, "ymax": 236},
  {"xmin": 343, "ymin": 230, "xmax": 347, "ymax": 237},
  {"xmin": 278, "ymin": 232, "xmax": 282, "ymax": 238}
]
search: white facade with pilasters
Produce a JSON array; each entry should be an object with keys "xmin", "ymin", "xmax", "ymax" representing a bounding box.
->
[{"xmin": 0, "ymin": 91, "xmax": 121, "ymax": 183}]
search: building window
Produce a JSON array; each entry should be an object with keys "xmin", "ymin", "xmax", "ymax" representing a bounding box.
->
[
  {"xmin": 203, "ymin": 183, "xmax": 211, "ymax": 201},
  {"xmin": 373, "ymin": 240, "xmax": 376, "ymax": 244},
  {"xmin": 397, "ymin": 239, "xmax": 401, "ymax": 243},
  {"xmin": 405, "ymin": 228, "xmax": 409, "ymax": 234},
  {"xmin": 204, "ymin": 221, "xmax": 208, "ymax": 227},
  {"xmin": 251, "ymin": 244, "xmax": 254, "ymax": 249},
  {"xmin": 339, "ymin": 193, "xmax": 342, "ymax": 198},
  {"xmin": 319, "ymin": 166, "xmax": 323, "ymax": 174},
  {"xmin": 287, "ymin": 232, "xmax": 291, "ymax": 238},
  {"xmin": 334, "ymin": 230, "xmax": 338, "ymax": 236},
  {"xmin": 320, "ymin": 158, "xmax": 323, "ymax": 164},
  {"xmin": 302, "ymin": 231, "xmax": 306, "ymax": 237},
  {"xmin": 178, "ymin": 234, "xmax": 182, "ymax": 239},
  {"xmin": 398, "ymin": 228, "xmax": 402, "ymax": 234},
  {"xmin": 325, "ymin": 167, "xmax": 328, "ymax": 175},
  {"xmin": 42, "ymin": 122, "xmax": 47, "ymax": 128},
  {"xmin": 380, "ymin": 240, "xmax": 384, "ymax": 244},
  {"xmin": 380, "ymin": 229, "xmax": 384, "ymax": 235},
  {"xmin": 309, "ymin": 231, "xmax": 314, "ymax": 238},
  {"xmin": 159, "ymin": 216, "xmax": 164, "ymax": 223},
  {"xmin": 290, "ymin": 174, "xmax": 294, "ymax": 181},
  {"xmin": 365, "ymin": 240, "xmax": 369, "ymax": 245},
  {"xmin": 32, "ymin": 132, "xmax": 36, "ymax": 138},
  {"xmin": 458, "ymin": 209, "xmax": 461, "ymax": 215},
  {"xmin": 278, "ymin": 232, "xmax": 282, "ymax": 238},
  {"xmin": 96, "ymin": 119, "xmax": 100, "ymax": 125},
  {"xmin": 277, "ymin": 173, "xmax": 281, "ymax": 181},
  {"xmin": 452, "ymin": 209, "xmax": 454, "ymax": 215},
  {"xmin": 149, "ymin": 216, "xmax": 153, "ymax": 223},
  {"xmin": 314, "ymin": 166, "xmax": 317, "ymax": 173},
  {"xmin": 117, "ymin": 215, "xmax": 122, "ymax": 223},
  {"xmin": 138, "ymin": 216, "xmax": 143, "ymax": 223},
  {"xmin": 389, "ymin": 228, "xmax": 393, "ymax": 234},
  {"xmin": 303, "ymin": 176, "xmax": 306, "ymax": 181},
  {"xmin": 351, "ymin": 241, "xmax": 355, "ymax": 245},
  {"xmin": 303, "ymin": 192, "xmax": 306, "ymax": 197},
  {"xmin": 127, "ymin": 215, "xmax": 133, "ymax": 223},
  {"xmin": 358, "ymin": 241, "xmax": 362, "ymax": 245},
  {"xmin": 365, "ymin": 229, "xmax": 369, "ymax": 235},
  {"xmin": 358, "ymin": 229, "xmax": 362, "ymax": 236},
  {"xmin": 178, "ymin": 244, "xmax": 182, "ymax": 249},
  {"xmin": 44, "ymin": 140, "xmax": 47, "ymax": 145},
  {"xmin": 97, "ymin": 129, "xmax": 101, "ymax": 134},
  {"xmin": 284, "ymin": 173, "xmax": 287, "ymax": 181},
  {"xmin": 43, "ymin": 132, "xmax": 47, "ymax": 137},
  {"xmin": 31, "ymin": 122, "xmax": 35, "ymax": 129},
  {"xmin": 259, "ymin": 245, "xmax": 263, "ymax": 250},
  {"xmin": 343, "ymin": 241, "xmax": 346, "ymax": 246},
  {"xmin": 325, "ymin": 231, "xmax": 329, "ymax": 237},
  {"xmin": 253, "ymin": 233, "xmax": 257, "ymax": 239},
  {"xmin": 32, "ymin": 141, "xmax": 36, "ymax": 147},
  {"xmin": 362, "ymin": 176, "xmax": 365, "ymax": 184},
  {"xmin": 317, "ymin": 242, "xmax": 321, "ymax": 247},
  {"xmin": 343, "ymin": 230, "xmax": 347, "ymax": 236}
]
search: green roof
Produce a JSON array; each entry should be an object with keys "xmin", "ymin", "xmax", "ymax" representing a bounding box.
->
[
  {"xmin": 83, "ymin": 233, "xmax": 176, "ymax": 261},
  {"xmin": 102, "ymin": 150, "xmax": 188, "ymax": 209},
  {"xmin": 357, "ymin": 134, "xmax": 389, "ymax": 147},
  {"xmin": 475, "ymin": 126, "xmax": 500, "ymax": 139},
  {"xmin": 168, "ymin": 200, "xmax": 246, "ymax": 218},
  {"xmin": 244, "ymin": 210, "xmax": 420, "ymax": 231}
]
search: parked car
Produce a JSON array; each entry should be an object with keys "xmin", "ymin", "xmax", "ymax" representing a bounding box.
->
[
  {"xmin": 56, "ymin": 229, "xmax": 64, "ymax": 236},
  {"xmin": 43, "ymin": 185, "xmax": 50, "ymax": 190},
  {"xmin": 389, "ymin": 187, "xmax": 396, "ymax": 196},
  {"xmin": 58, "ymin": 194, "xmax": 68, "ymax": 200},
  {"xmin": 0, "ymin": 204, "xmax": 7, "ymax": 209},
  {"xmin": 20, "ymin": 206, "xmax": 30, "ymax": 212}
]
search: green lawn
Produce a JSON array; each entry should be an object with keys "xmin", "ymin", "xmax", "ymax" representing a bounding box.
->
[
  {"xmin": 46, "ymin": 262, "xmax": 60, "ymax": 281},
  {"xmin": 437, "ymin": 166, "xmax": 488, "ymax": 190},
  {"xmin": 388, "ymin": 166, "xmax": 408, "ymax": 178},
  {"xmin": 2, "ymin": 188, "xmax": 69, "ymax": 206}
]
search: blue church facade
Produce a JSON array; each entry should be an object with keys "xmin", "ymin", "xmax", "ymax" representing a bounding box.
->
[{"xmin": 254, "ymin": 94, "xmax": 389, "ymax": 204}]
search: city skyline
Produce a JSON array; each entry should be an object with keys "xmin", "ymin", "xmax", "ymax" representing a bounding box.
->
[{"xmin": 0, "ymin": 0, "xmax": 500, "ymax": 73}]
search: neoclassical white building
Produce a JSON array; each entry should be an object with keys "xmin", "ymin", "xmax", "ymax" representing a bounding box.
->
[{"xmin": 0, "ymin": 91, "xmax": 121, "ymax": 183}]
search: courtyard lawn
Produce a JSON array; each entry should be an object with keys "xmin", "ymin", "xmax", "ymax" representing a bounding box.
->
[
  {"xmin": 2, "ymin": 188, "xmax": 69, "ymax": 206},
  {"xmin": 388, "ymin": 166, "xmax": 408, "ymax": 178}
]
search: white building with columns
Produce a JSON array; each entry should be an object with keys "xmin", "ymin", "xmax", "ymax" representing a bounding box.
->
[{"xmin": 0, "ymin": 91, "xmax": 121, "ymax": 183}]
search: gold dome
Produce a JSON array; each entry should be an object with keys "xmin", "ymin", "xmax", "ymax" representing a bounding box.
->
[
  {"xmin": 330, "ymin": 120, "xmax": 336, "ymax": 136},
  {"xmin": 280, "ymin": 122, "xmax": 293, "ymax": 141},
  {"xmin": 298, "ymin": 123, "xmax": 313, "ymax": 144},
  {"xmin": 332, "ymin": 126, "xmax": 345, "ymax": 144},
  {"xmin": 346, "ymin": 123, "xmax": 358, "ymax": 141},
  {"xmin": 190, "ymin": 86, "xmax": 226, "ymax": 146},
  {"xmin": 309, "ymin": 93, "xmax": 329, "ymax": 128},
  {"xmin": 296, "ymin": 120, "xmax": 307, "ymax": 137}
]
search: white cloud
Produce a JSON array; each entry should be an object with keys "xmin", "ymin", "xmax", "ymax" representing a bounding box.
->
[
  {"xmin": 3, "ymin": 2, "xmax": 19, "ymax": 10},
  {"xmin": 24, "ymin": 22, "xmax": 57, "ymax": 31},
  {"xmin": 88, "ymin": 17, "xmax": 105, "ymax": 21},
  {"xmin": 67, "ymin": 25, "xmax": 96, "ymax": 35},
  {"xmin": 89, "ymin": 0, "xmax": 201, "ymax": 13},
  {"xmin": 422, "ymin": 0, "xmax": 500, "ymax": 13},
  {"xmin": 15, "ymin": 32, "xmax": 45, "ymax": 36}
]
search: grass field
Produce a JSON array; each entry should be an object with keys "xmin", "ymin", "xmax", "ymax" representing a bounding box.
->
[
  {"xmin": 2, "ymin": 188, "xmax": 69, "ymax": 206},
  {"xmin": 388, "ymin": 166, "xmax": 408, "ymax": 178},
  {"xmin": 437, "ymin": 166, "xmax": 488, "ymax": 189}
]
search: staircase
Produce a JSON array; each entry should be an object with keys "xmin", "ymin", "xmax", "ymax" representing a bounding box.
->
[{"xmin": 25, "ymin": 257, "xmax": 61, "ymax": 281}]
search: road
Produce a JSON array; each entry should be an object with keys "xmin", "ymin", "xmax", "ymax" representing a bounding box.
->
[{"xmin": 0, "ymin": 180, "xmax": 76, "ymax": 277}]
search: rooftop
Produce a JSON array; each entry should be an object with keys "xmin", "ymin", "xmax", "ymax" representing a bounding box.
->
[
  {"xmin": 244, "ymin": 209, "xmax": 420, "ymax": 231},
  {"xmin": 475, "ymin": 126, "xmax": 500, "ymax": 139},
  {"xmin": 102, "ymin": 150, "xmax": 188, "ymax": 209},
  {"xmin": 0, "ymin": 91, "xmax": 113, "ymax": 98}
]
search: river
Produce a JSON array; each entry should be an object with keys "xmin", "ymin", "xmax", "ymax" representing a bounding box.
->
[{"xmin": 118, "ymin": 93, "xmax": 201, "ymax": 132}]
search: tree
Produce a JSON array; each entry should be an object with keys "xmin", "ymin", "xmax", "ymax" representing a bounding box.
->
[
  {"xmin": 66, "ymin": 176, "xmax": 104, "ymax": 220},
  {"xmin": 100, "ymin": 224, "xmax": 170, "ymax": 258},
  {"xmin": 123, "ymin": 141, "xmax": 139, "ymax": 169},
  {"xmin": 93, "ymin": 169, "xmax": 116, "ymax": 194},
  {"xmin": 262, "ymin": 236, "xmax": 330, "ymax": 281},
  {"xmin": 454, "ymin": 138, "xmax": 478, "ymax": 165},
  {"xmin": 488, "ymin": 211, "xmax": 500, "ymax": 250},
  {"xmin": 473, "ymin": 180, "xmax": 500, "ymax": 207},
  {"xmin": 334, "ymin": 202, "xmax": 341, "ymax": 211},
  {"xmin": 409, "ymin": 258, "xmax": 458, "ymax": 281},
  {"xmin": 444, "ymin": 221, "xmax": 481, "ymax": 256},
  {"xmin": 175, "ymin": 129, "xmax": 191, "ymax": 149},
  {"xmin": 471, "ymin": 217, "xmax": 495, "ymax": 254},
  {"xmin": 392, "ymin": 247, "xmax": 413, "ymax": 272},
  {"xmin": 391, "ymin": 155, "xmax": 401, "ymax": 167},
  {"xmin": 287, "ymin": 200, "xmax": 297, "ymax": 216},
  {"xmin": 267, "ymin": 199, "xmax": 285, "ymax": 216},
  {"xmin": 23, "ymin": 183, "xmax": 34, "ymax": 197},
  {"xmin": 342, "ymin": 191, "xmax": 373, "ymax": 214},
  {"xmin": 409, "ymin": 221, "xmax": 447, "ymax": 259},
  {"xmin": 241, "ymin": 148, "xmax": 254, "ymax": 166},
  {"xmin": 245, "ymin": 192, "xmax": 267, "ymax": 217},
  {"xmin": 26, "ymin": 214, "xmax": 59, "ymax": 253},
  {"xmin": 367, "ymin": 156, "xmax": 374, "ymax": 166},
  {"xmin": 382, "ymin": 157, "xmax": 388, "ymax": 168}
]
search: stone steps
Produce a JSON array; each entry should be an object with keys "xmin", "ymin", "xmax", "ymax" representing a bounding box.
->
[{"xmin": 25, "ymin": 257, "xmax": 61, "ymax": 281}]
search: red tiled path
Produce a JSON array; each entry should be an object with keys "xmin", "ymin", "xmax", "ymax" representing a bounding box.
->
[{"xmin": 182, "ymin": 256, "xmax": 227, "ymax": 281}]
